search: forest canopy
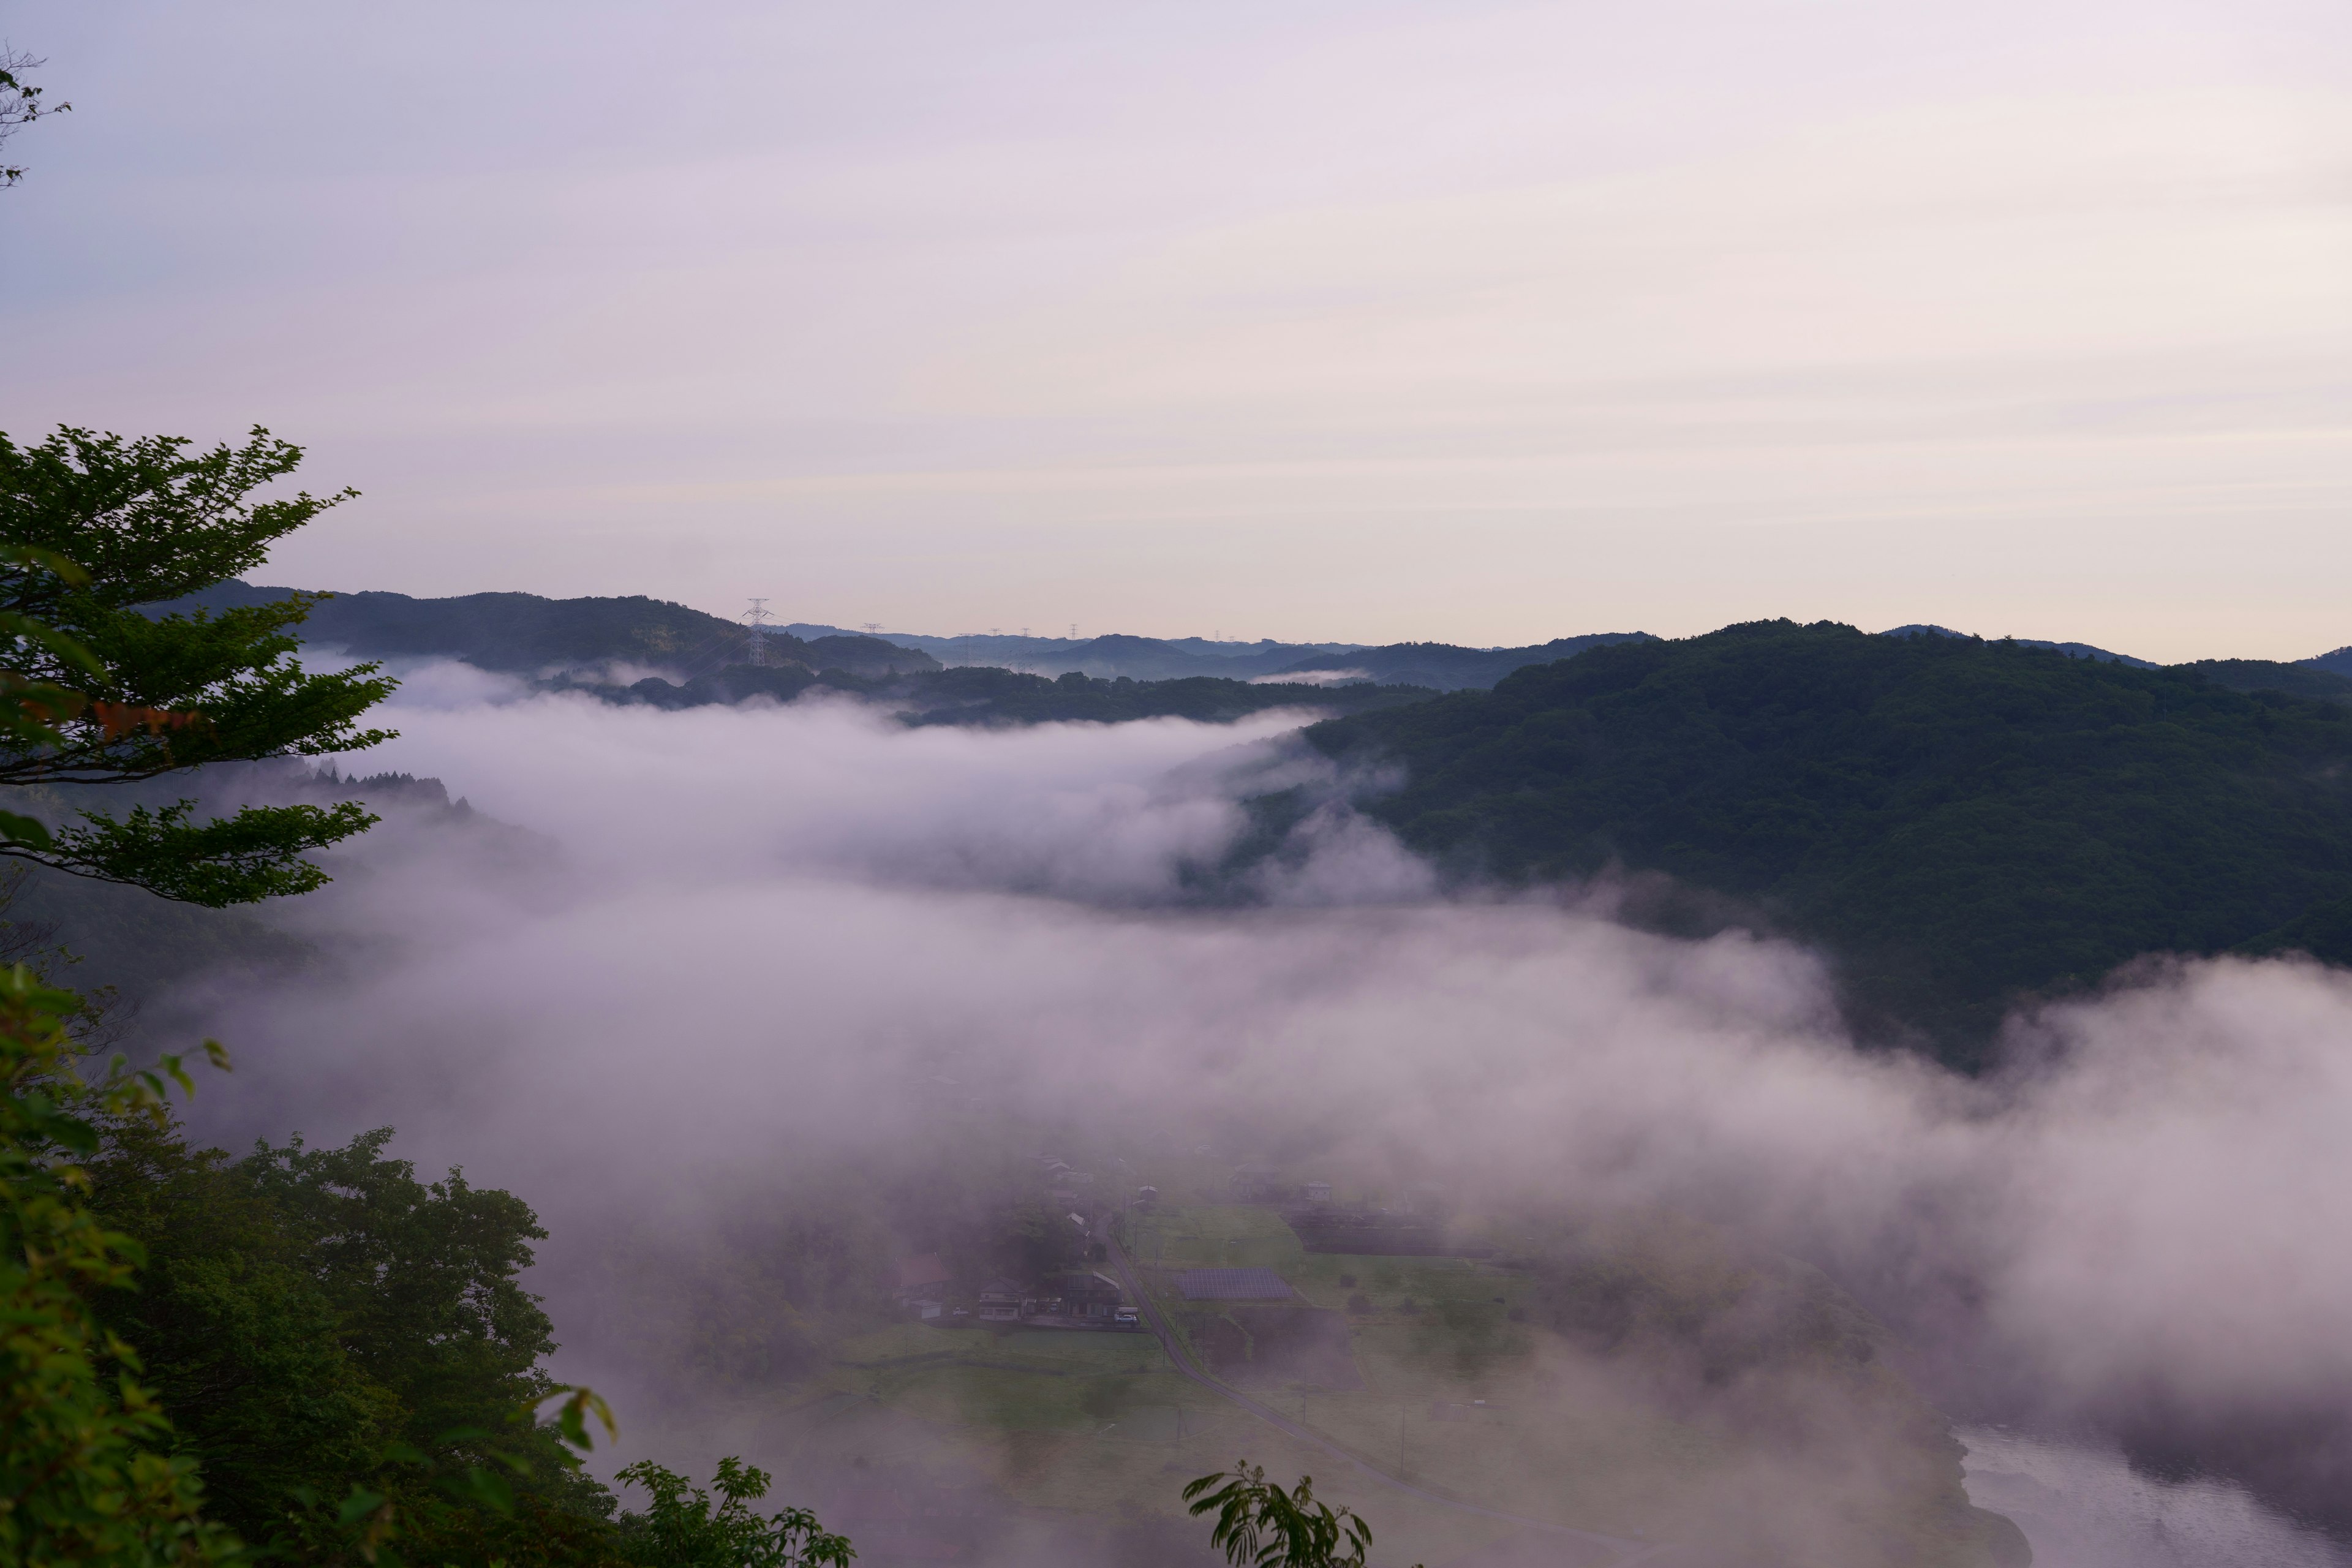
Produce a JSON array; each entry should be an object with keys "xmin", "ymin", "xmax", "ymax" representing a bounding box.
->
[{"xmin": 1305, "ymin": 620, "xmax": 2352, "ymax": 1058}]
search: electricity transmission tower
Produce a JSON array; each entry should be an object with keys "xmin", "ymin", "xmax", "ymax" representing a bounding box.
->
[
  {"xmin": 861, "ymin": 622, "xmax": 881, "ymax": 635},
  {"xmin": 742, "ymin": 598, "xmax": 773, "ymax": 666}
]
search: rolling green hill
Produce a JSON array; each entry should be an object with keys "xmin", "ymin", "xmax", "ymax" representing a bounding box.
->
[{"xmin": 1303, "ymin": 620, "xmax": 2352, "ymax": 1059}]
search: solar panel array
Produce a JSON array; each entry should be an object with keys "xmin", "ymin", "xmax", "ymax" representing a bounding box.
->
[{"xmin": 1175, "ymin": 1267, "xmax": 1294, "ymax": 1300}]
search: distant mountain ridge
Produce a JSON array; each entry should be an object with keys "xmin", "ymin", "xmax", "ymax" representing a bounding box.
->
[
  {"xmin": 147, "ymin": 582, "xmax": 2351, "ymax": 700},
  {"xmin": 143, "ymin": 582, "xmax": 940, "ymax": 680},
  {"xmin": 785, "ymin": 623, "xmax": 1370, "ymax": 681},
  {"xmin": 791, "ymin": 623, "xmax": 1662, "ymax": 689},
  {"xmin": 570, "ymin": 663, "xmax": 1435, "ymax": 728},
  {"xmin": 2310, "ymin": 644, "xmax": 2352, "ymax": 679},
  {"xmin": 149, "ymin": 587, "xmax": 1664, "ymax": 690},
  {"xmin": 1271, "ymin": 634, "xmax": 1657, "ymax": 691},
  {"xmin": 1877, "ymin": 625, "xmax": 2352, "ymax": 705},
  {"xmin": 1876, "ymin": 624, "xmax": 2160, "ymax": 668}
]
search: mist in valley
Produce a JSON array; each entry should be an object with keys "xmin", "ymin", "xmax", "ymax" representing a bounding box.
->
[
  {"xmin": 101, "ymin": 670, "xmax": 2352, "ymax": 1567},
  {"xmin": 8, "ymin": 1, "xmax": 2345, "ymax": 1558}
]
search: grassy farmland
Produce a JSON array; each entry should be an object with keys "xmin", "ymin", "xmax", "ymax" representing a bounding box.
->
[{"xmin": 706, "ymin": 1199, "xmax": 2014, "ymax": 1567}]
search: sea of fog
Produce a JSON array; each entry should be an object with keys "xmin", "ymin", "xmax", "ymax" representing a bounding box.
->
[{"xmin": 157, "ymin": 663, "xmax": 2352, "ymax": 1561}]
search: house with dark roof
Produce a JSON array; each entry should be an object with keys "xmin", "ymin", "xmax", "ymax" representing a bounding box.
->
[{"xmin": 1052, "ymin": 1270, "xmax": 1128, "ymax": 1320}]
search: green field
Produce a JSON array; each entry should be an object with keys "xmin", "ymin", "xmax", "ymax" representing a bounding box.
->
[
  {"xmin": 698, "ymin": 1201, "xmax": 2003, "ymax": 1566},
  {"xmin": 1124, "ymin": 1206, "xmax": 1727, "ymax": 1537},
  {"xmin": 738, "ymin": 1306, "xmax": 1527, "ymax": 1565}
]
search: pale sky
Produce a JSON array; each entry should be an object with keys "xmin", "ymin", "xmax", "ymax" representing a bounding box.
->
[{"xmin": 4, "ymin": 1, "xmax": 2348, "ymax": 658}]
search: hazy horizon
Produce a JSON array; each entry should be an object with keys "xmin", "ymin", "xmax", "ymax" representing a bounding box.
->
[
  {"xmin": 4, "ymin": 0, "xmax": 2348, "ymax": 661},
  {"xmin": 164, "ymin": 575, "xmax": 2346, "ymax": 667}
]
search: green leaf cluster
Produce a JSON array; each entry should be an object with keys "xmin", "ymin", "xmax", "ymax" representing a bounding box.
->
[
  {"xmin": 77, "ymin": 1114, "xmax": 600, "ymax": 1554},
  {"xmin": 0, "ymin": 426, "xmax": 397, "ymax": 905},
  {"xmin": 6, "ymin": 984, "xmax": 852, "ymax": 1568},
  {"xmin": 610, "ymin": 1458, "xmax": 853, "ymax": 1568},
  {"xmin": 0, "ymin": 963, "xmax": 241, "ymax": 1566},
  {"xmin": 1182, "ymin": 1463, "xmax": 1412, "ymax": 1568}
]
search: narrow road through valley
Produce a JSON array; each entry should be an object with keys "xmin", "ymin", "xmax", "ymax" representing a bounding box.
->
[{"xmin": 1099, "ymin": 1224, "xmax": 1670, "ymax": 1566}]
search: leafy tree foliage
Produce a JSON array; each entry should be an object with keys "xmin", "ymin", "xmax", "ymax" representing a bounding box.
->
[
  {"xmin": 17, "ymin": 1042, "xmax": 859, "ymax": 1566},
  {"xmin": 240, "ymin": 1130, "xmax": 563, "ymax": 1450},
  {"xmin": 79, "ymin": 1115, "xmax": 603, "ymax": 1551},
  {"xmin": 76, "ymin": 1114, "xmax": 393, "ymax": 1539},
  {"xmin": 612, "ymin": 1458, "xmax": 853, "ymax": 1568},
  {"xmin": 1183, "ymin": 1463, "xmax": 1411, "ymax": 1568},
  {"xmin": 0, "ymin": 46, "xmax": 68, "ymax": 187},
  {"xmin": 1309, "ymin": 620, "xmax": 2352, "ymax": 1058},
  {"xmin": 0, "ymin": 963, "xmax": 241, "ymax": 1566},
  {"xmin": 0, "ymin": 543, "xmax": 246, "ymax": 1564},
  {"xmin": 0, "ymin": 428, "xmax": 396, "ymax": 903}
]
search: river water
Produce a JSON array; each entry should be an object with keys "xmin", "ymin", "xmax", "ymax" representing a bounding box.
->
[{"xmin": 1959, "ymin": 1427, "xmax": 2351, "ymax": 1568}]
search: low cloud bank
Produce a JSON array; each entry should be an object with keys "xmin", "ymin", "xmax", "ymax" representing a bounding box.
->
[{"xmin": 168, "ymin": 676, "xmax": 2352, "ymax": 1542}]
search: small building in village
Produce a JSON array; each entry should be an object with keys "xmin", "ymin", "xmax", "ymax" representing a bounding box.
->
[
  {"xmin": 1050, "ymin": 1270, "xmax": 1131, "ymax": 1322},
  {"xmin": 1175, "ymin": 1267, "xmax": 1295, "ymax": 1302},
  {"xmin": 895, "ymin": 1253, "xmax": 953, "ymax": 1317}
]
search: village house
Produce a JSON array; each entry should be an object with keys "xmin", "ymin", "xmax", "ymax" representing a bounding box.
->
[
  {"xmin": 1050, "ymin": 1270, "xmax": 1130, "ymax": 1322},
  {"xmin": 895, "ymin": 1253, "xmax": 954, "ymax": 1319},
  {"xmin": 1229, "ymin": 1167, "xmax": 1287, "ymax": 1202}
]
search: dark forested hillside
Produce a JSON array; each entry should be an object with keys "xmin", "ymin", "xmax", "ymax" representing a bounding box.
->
[
  {"xmin": 786, "ymin": 625, "xmax": 1368, "ymax": 680},
  {"xmin": 2176, "ymin": 658, "xmax": 2352, "ymax": 706},
  {"xmin": 143, "ymin": 581, "xmax": 945, "ymax": 679},
  {"xmin": 1875, "ymin": 624, "xmax": 2156, "ymax": 667},
  {"xmin": 2296, "ymin": 644, "xmax": 2352, "ymax": 680},
  {"xmin": 1274, "ymin": 632, "xmax": 1654, "ymax": 690},
  {"xmin": 594, "ymin": 662, "xmax": 1434, "ymax": 726},
  {"xmin": 146, "ymin": 581, "xmax": 750, "ymax": 673},
  {"xmin": 1304, "ymin": 620, "xmax": 2352, "ymax": 1058}
]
